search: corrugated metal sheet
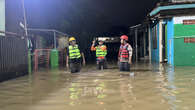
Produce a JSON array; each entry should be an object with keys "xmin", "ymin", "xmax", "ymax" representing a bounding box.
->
[{"xmin": 0, "ymin": 34, "xmax": 28, "ymax": 82}]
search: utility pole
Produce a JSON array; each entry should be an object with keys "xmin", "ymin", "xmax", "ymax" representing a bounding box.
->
[
  {"xmin": 135, "ymin": 28, "xmax": 138, "ymax": 62},
  {"xmin": 148, "ymin": 25, "xmax": 151, "ymax": 63},
  {"xmin": 54, "ymin": 31, "xmax": 56, "ymax": 49},
  {"xmin": 21, "ymin": 0, "xmax": 28, "ymax": 37}
]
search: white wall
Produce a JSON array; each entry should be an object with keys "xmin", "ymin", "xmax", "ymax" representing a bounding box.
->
[
  {"xmin": 174, "ymin": 16, "xmax": 195, "ymax": 24},
  {"xmin": 0, "ymin": 0, "xmax": 5, "ymax": 35}
]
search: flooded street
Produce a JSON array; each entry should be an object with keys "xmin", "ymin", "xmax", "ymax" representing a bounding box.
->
[{"xmin": 1, "ymin": 63, "xmax": 195, "ymax": 110}]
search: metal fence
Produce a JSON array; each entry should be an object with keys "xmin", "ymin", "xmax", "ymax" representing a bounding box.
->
[{"xmin": 0, "ymin": 31, "xmax": 28, "ymax": 82}]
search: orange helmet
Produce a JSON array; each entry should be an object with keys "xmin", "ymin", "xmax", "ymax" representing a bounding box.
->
[{"xmin": 120, "ymin": 35, "xmax": 128, "ymax": 41}]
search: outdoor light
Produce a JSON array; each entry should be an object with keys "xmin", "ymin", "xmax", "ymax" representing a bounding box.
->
[
  {"xmin": 19, "ymin": 22, "xmax": 25, "ymax": 29},
  {"xmin": 162, "ymin": 21, "xmax": 167, "ymax": 24}
]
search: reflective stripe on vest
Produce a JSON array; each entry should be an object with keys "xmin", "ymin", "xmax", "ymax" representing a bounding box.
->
[
  {"xmin": 119, "ymin": 44, "xmax": 129, "ymax": 58},
  {"xmin": 69, "ymin": 45, "xmax": 81, "ymax": 59},
  {"xmin": 96, "ymin": 45, "xmax": 107, "ymax": 57}
]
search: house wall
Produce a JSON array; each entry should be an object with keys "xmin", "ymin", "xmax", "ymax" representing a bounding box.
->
[
  {"xmin": 0, "ymin": 0, "xmax": 5, "ymax": 35},
  {"xmin": 173, "ymin": 16, "xmax": 195, "ymax": 66}
]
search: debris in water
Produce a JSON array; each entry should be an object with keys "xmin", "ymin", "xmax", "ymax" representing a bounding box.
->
[{"xmin": 130, "ymin": 72, "xmax": 134, "ymax": 76}]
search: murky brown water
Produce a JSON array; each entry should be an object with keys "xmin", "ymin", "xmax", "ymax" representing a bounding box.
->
[{"xmin": 1, "ymin": 63, "xmax": 195, "ymax": 110}]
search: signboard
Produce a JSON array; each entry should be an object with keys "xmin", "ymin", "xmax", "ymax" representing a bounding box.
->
[
  {"xmin": 183, "ymin": 20, "xmax": 195, "ymax": 25},
  {"xmin": 184, "ymin": 38, "xmax": 195, "ymax": 43}
]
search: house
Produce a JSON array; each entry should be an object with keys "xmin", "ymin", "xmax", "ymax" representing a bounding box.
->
[{"xmin": 148, "ymin": 1, "xmax": 195, "ymax": 66}]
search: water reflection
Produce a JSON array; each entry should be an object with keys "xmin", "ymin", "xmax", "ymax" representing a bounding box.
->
[
  {"xmin": 156, "ymin": 64, "xmax": 177, "ymax": 110},
  {"xmin": 68, "ymin": 76, "xmax": 107, "ymax": 106},
  {"xmin": 0, "ymin": 64, "xmax": 195, "ymax": 110},
  {"xmin": 120, "ymin": 77, "xmax": 136, "ymax": 110}
]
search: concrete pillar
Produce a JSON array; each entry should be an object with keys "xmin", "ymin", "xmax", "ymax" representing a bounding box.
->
[
  {"xmin": 28, "ymin": 51, "xmax": 32, "ymax": 74},
  {"xmin": 143, "ymin": 30, "xmax": 146, "ymax": 57},
  {"xmin": 159, "ymin": 20, "xmax": 163, "ymax": 63},
  {"xmin": 148, "ymin": 25, "xmax": 152, "ymax": 63},
  {"xmin": 54, "ymin": 31, "xmax": 57, "ymax": 49},
  {"xmin": 135, "ymin": 29, "xmax": 138, "ymax": 62}
]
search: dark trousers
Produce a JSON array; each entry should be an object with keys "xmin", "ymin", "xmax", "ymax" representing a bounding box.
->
[
  {"xmin": 70, "ymin": 62, "xmax": 81, "ymax": 73},
  {"xmin": 97, "ymin": 59, "xmax": 107, "ymax": 70},
  {"xmin": 119, "ymin": 62, "xmax": 130, "ymax": 71}
]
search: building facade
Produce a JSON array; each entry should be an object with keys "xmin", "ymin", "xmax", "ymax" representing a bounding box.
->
[{"xmin": 148, "ymin": 1, "xmax": 195, "ymax": 66}]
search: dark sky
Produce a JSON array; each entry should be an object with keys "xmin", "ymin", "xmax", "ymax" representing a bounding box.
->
[{"xmin": 25, "ymin": 0, "xmax": 160, "ymax": 36}]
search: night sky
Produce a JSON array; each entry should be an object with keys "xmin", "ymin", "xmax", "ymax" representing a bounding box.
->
[{"xmin": 25, "ymin": 0, "xmax": 160, "ymax": 36}]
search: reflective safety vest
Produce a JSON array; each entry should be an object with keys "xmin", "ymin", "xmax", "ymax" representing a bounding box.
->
[
  {"xmin": 96, "ymin": 45, "xmax": 107, "ymax": 57},
  {"xmin": 119, "ymin": 44, "xmax": 129, "ymax": 59},
  {"xmin": 68, "ymin": 45, "xmax": 81, "ymax": 59}
]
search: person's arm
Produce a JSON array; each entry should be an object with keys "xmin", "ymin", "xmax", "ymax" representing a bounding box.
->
[
  {"xmin": 101, "ymin": 45, "xmax": 107, "ymax": 51},
  {"xmin": 103, "ymin": 45, "xmax": 107, "ymax": 56},
  {"xmin": 66, "ymin": 55, "xmax": 69, "ymax": 68},
  {"xmin": 128, "ymin": 44, "xmax": 133, "ymax": 64},
  {"xmin": 91, "ymin": 40, "xmax": 96, "ymax": 51},
  {"xmin": 118, "ymin": 46, "xmax": 121, "ymax": 61},
  {"xmin": 66, "ymin": 47, "xmax": 69, "ymax": 68},
  {"xmin": 81, "ymin": 52, "xmax": 86, "ymax": 66},
  {"xmin": 129, "ymin": 56, "xmax": 132, "ymax": 64},
  {"xmin": 78, "ymin": 45, "xmax": 86, "ymax": 66}
]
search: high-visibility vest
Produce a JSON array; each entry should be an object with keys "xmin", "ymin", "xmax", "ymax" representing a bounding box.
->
[
  {"xmin": 96, "ymin": 45, "xmax": 107, "ymax": 57},
  {"xmin": 119, "ymin": 44, "xmax": 129, "ymax": 59},
  {"xmin": 68, "ymin": 45, "xmax": 81, "ymax": 59}
]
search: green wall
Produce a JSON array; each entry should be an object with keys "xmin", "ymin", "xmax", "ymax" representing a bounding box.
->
[
  {"xmin": 174, "ymin": 24, "xmax": 195, "ymax": 66},
  {"xmin": 175, "ymin": 24, "xmax": 195, "ymax": 37},
  {"xmin": 0, "ymin": 0, "xmax": 5, "ymax": 35}
]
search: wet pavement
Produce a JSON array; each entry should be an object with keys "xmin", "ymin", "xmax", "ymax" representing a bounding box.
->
[{"xmin": 0, "ymin": 63, "xmax": 195, "ymax": 110}]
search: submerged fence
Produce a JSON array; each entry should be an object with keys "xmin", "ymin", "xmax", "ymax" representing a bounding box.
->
[{"xmin": 0, "ymin": 31, "xmax": 28, "ymax": 82}]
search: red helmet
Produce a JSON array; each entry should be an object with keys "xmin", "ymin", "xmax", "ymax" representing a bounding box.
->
[{"xmin": 120, "ymin": 35, "xmax": 128, "ymax": 41}]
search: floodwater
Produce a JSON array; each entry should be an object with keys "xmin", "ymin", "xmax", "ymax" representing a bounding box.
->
[{"xmin": 1, "ymin": 63, "xmax": 195, "ymax": 110}]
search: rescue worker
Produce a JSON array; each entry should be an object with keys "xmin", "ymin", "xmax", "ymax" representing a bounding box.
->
[
  {"xmin": 118, "ymin": 35, "xmax": 133, "ymax": 71},
  {"xmin": 66, "ymin": 37, "xmax": 85, "ymax": 73},
  {"xmin": 91, "ymin": 39, "xmax": 107, "ymax": 70}
]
